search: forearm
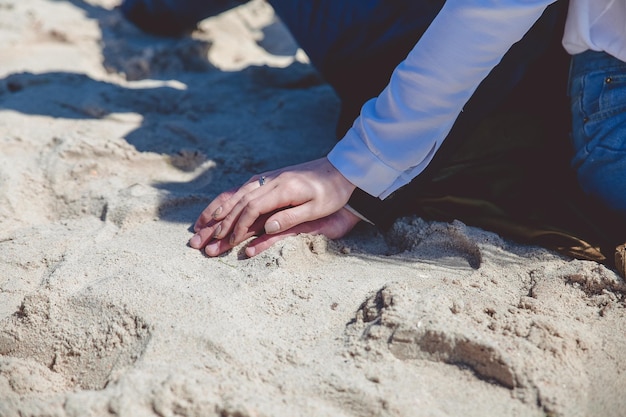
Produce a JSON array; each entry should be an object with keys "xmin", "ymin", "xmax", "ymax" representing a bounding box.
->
[{"xmin": 328, "ymin": 0, "xmax": 557, "ymax": 199}]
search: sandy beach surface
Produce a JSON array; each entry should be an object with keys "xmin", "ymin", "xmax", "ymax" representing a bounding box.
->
[{"xmin": 1, "ymin": 1, "xmax": 625, "ymax": 416}]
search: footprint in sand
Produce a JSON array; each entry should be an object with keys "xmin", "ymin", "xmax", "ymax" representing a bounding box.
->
[
  {"xmin": 0, "ymin": 292, "xmax": 151, "ymax": 393},
  {"xmin": 347, "ymin": 280, "xmax": 595, "ymax": 416},
  {"xmin": 386, "ymin": 218, "xmax": 483, "ymax": 270}
]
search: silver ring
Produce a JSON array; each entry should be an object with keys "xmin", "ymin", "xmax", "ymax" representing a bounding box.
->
[{"xmin": 258, "ymin": 176, "xmax": 266, "ymax": 186}]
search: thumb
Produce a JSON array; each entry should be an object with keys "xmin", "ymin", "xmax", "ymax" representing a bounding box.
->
[{"xmin": 263, "ymin": 204, "xmax": 313, "ymax": 234}]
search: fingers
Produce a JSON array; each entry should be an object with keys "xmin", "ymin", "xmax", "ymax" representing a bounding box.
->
[
  {"xmin": 211, "ymin": 177, "xmax": 265, "ymax": 222},
  {"xmin": 245, "ymin": 208, "xmax": 362, "ymax": 257},
  {"xmin": 261, "ymin": 204, "xmax": 313, "ymax": 236},
  {"xmin": 192, "ymin": 157, "xmax": 358, "ymax": 255},
  {"xmin": 202, "ymin": 227, "xmax": 259, "ymax": 257},
  {"xmin": 202, "ymin": 237, "xmax": 235, "ymax": 257},
  {"xmin": 193, "ymin": 175, "xmax": 267, "ymax": 233},
  {"xmin": 244, "ymin": 229, "xmax": 300, "ymax": 257},
  {"xmin": 218, "ymin": 175, "xmax": 314, "ymax": 246},
  {"xmin": 192, "ymin": 207, "xmax": 361, "ymax": 258},
  {"xmin": 193, "ymin": 187, "xmax": 238, "ymax": 232},
  {"xmin": 188, "ymin": 218, "xmax": 220, "ymax": 249},
  {"xmin": 190, "ymin": 212, "xmax": 270, "ymax": 257},
  {"xmin": 243, "ymin": 218, "xmax": 326, "ymax": 257},
  {"xmin": 228, "ymin": 185, "xmax": 305, "ymax": 244}
]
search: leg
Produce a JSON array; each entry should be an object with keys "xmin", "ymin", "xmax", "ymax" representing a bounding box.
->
[
  {"xmin": 121, "ymin": 0, "xmax": 541, "ymax": 137},
  {"xmin": 119, "ymin": 0, "xmax": 566, "ymax": 143},
  {"xmin": 120, "ymin": 0, "xmax": 447, "ymax": 131},
  {"xmin": 118, "ymin": 0, "xmax": 443, "ymax": 116},
  {"xmin": 569, "ymin": 50, "xmax": 626, "ymax": 218},
  {"xmin": 271, "ymin": 1, "xmax": 569, "ymax": 138},
  {"xmin": 120, "ymin": 0, "xmax": 249, "ymax": 36},
  {"xmin": 268, "ymin": 0, "xmax": 445, "ymax": 135}
]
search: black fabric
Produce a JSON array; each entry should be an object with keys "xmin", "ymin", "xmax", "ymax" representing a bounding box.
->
[
  {"xmin": 347, "ymin": 2, "xmax": 571, "ymax": 229},
  {"xmin": 120, "ymin": 0, "xmax": 249, "ymax": 37},
  {"xmin": 345, "ymin": 1, "xmax": 626, "ymax": 267}
]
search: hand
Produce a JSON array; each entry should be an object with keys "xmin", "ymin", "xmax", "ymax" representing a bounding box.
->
[
  {"xmin": 189, "ymin": 157, "xmax": 357, "ymax": 256},
  {"xmin": 192, "ymin": 207, "xmax": 361, "ymax": 257}
]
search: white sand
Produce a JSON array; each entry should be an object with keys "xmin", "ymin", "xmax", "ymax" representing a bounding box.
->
[{"xmin": 1, "ymin": 1, "xmax": 625, "ymax": 416}]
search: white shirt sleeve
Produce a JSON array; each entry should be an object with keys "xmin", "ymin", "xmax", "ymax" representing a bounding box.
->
[{"xmin": 327, "ymin": 0, "xmax": 556, "ymax": 199}]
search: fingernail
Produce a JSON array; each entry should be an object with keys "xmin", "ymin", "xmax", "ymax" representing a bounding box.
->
[
  {"xmin": 265, "ymin": 220, "xmax": 280, "ymax": 234},
  {"xmin": 212, "ymin": 206, "xmax": 222, "ymax": 218},
  {"xmin": 189, "ymin": 234, "xmax": 201, "ymax": 248},
  {"xmin": 213, "ymin": 224, "xmax": 222, "ymax": 238},
  {"xmin": 246, "ymin": 246, "xmax": 256, "ymax": 257},
  {"xmin": 229, "ymin": 234, "xmax": 236, "ymax": 246},
  {"xmin": 205, "ymin": 241, "xmax": 219, "ymax": 256}
]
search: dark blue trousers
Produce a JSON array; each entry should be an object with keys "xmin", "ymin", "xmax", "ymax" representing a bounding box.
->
[{"xmin": 121, "ymin": 0, "xmax": 566, "ymax": 135}]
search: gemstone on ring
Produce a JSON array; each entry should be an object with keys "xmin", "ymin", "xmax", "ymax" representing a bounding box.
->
[{"xmin": 259, "ymin": 176, "xmax": 266, "ymax": 186}]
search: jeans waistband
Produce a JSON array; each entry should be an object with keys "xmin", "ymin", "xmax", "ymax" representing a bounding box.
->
[{"xmin": 570, "ymin": 50, "xmax": 626, "ymax": 79}]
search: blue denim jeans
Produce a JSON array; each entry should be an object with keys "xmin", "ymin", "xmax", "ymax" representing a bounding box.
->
[{"xmin": 569, "ymin": 50, "xmax": 626, "ymax": 217}]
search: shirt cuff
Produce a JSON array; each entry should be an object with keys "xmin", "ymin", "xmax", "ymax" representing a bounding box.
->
[
  {"xmin": 327, "ymin": 127, "xmax": 401, "ymax": 198},
  {"xmin": 343, "ymin": 204, "xmax": 374, "ymax": 225}
]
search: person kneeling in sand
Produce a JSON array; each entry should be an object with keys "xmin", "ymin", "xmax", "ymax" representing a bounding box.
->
[{"xmin": 120, "ymin": 0, "xmax": 626, "ymax": 275}]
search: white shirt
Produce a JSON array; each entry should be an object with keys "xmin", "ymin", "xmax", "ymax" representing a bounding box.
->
[
  {"xmin": 563, "ymin": 0, "xmax": 626, "ymax": 59},
  {"xmin": 327, "ymin": 0, "xmax": 626, "ymax": 199}
]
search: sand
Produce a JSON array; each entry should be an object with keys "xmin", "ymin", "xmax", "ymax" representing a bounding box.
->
[{"xmin": 1, "ymin": 1, "xmax": 625, "ymax": 416}]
